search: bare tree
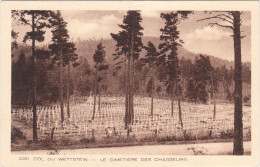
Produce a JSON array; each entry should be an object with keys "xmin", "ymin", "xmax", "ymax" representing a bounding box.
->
[{"xmin": 198, "ymin": 11, "xmax": 244, "ymax": 155}]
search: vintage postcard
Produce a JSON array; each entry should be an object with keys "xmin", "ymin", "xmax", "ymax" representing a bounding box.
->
[{"xmin": 1, "ymin": 1, "xmax": 259, "ymax": 167}]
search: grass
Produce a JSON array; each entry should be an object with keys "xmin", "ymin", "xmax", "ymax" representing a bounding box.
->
[
  {"xmin": 11, "ymin": 116, "xmax": 251, "ymax": 152},
  {"xmin": 11, "ymin": 126, "xmax": 251, "ymax": 152},
  {"xmin": 217, "ymin": 151, "xmax": 251, "ymax": 155}
]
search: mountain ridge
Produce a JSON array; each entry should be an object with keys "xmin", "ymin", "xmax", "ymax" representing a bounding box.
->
[{"xmin": 12, "ymin": 36, "xmax": 250, "ymax": 68}]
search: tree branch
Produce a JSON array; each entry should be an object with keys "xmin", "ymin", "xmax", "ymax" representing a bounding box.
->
[
  {"xmin": 215, "ymin": 14, "xmax": 233, "ymax": 21},
  {"xmin": 197, "ymin": 15, "xmax": 233, "ymax": 25},
  {"xmin": 209, "ymin": 23, "xmax": 234, "ymax": 30}
]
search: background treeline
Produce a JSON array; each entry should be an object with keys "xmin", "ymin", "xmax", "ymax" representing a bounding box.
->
[{"xmin": 12, "ymin": 38, "xmax": 251, "ymax": 106}]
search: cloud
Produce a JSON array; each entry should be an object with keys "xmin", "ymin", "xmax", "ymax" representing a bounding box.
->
[
  {"xmin": 141, "ymin": 11, "xmax": 161, "ymax": 18},
  {"xmin": 184, "ymin": 26, "xmax": 231, "ymax": 41},
  {"xmin": 66, "ymin": 14, "xmax": 121, "ymax": 39}
]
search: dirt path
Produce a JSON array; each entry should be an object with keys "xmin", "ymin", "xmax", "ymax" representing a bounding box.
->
[{"xmin": 13, "ymin": 141, "xmax": 251, "ymax": 155}]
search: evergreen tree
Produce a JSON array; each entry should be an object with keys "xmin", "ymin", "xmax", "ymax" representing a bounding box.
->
[
  {"xmin": 12, "ymin": 52, "xmax": 30, "ymax": 105},
  {"xmin": 73, "ymin": 57, "xmax": 92, "ymax": 97},
  {"xmin": 198, "ymin": 11, "xmax": 245, "ymax": 155},
  {"xmin": 49, "ymin": 11, "xmax": 79, "ymax": 122},
  {"xmin": 19, "ymin": 10, "xmax": 55, "ymax": 142},
  {"xmin": 111, "ymin": 10, "xmax": 143, "ymax": 127},
  {"xmin": 192, "ymin": 55, "xmax": 214, "ymax": 103},
  {"xmin": 232, "ymin": 12, "xmax": 244, "ymax": 154},
  {"xmin": 179, "ymin": 58, "xmax": 194, "ymax": 97},
  {"xmin": 186, "ymin": 79, "xmax": 197, "ymax": 102},
  {"xmin": 158, "ymin": 12, "xmax": 183, "ymax": 127},
  {"xmin": 92, "ymin": 43, "xmax": 109, "ymax": 120},
  {"xmin": 142, "ymin": 41, "xmax": 159, "ymax": 117},
  {"xmin": 12, "ymin": 50, "xmax": 56, "ymax": 106}
]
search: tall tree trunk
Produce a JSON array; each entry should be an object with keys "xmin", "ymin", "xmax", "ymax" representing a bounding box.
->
[
  {"xmin": 211, "ymin": 73, "xmax": 216, "ymax": 120},
  {"xmin": 130, "ymin": 26, "xmax": 134, "ymax": 124},
  {"xmin": 92, "ymin": 65, "xmax": 98, "ymax": 120},
  {"xmin": 175, "ymin": 62, "xmax": 183, "ymax": 128},
  {"xmin": 127, "ymin": 56, "xmax": 131, "ymax": 125},
  {"xmin": 125, "ymin": 54, "xmax": 129, "ymax": 129},
  {"xmin": 233, "ymin": 11, "xmax": 243, "ymax": 155},
  {"xmin": 151, "ymin": 96, "xmax": 154, "ymax": 117},
  {"xmin": 98, "ymin": 85, "xmax": 101, "ymax": 111},
  {"xmin": 130, "ymin": 58, "xmax": 135, "ymax": 124},
  {"xmin": 176, "ymin": 82, "xmax": 183, "ymax": 127},
  {"xmin": 222, "ymin": 77, "xmax": 224, "ymax": 98},
  {"xmin": 183, "ymin": 79, "xmax": 186, "ymax": 97},
  {"xmin": 66, "ymin": 62, "xmax": 70, "ymax": 118},
  {"xmin": 151, "ymin": 79, "xmax": 154, "ymax": 117},
  {"xmin": 31, "ymin": 12, "xmax": 37, "ymax": 142},
  {"xmin": 171, "ymin": 92, "xmax": 174, "ymax": 116},
  {"xmin": 177, "ymin": 97, "xmax": 183, "ymax": 127},
  {"xmin": 60, "ymin": 47, "xmax": 64, "ymax": 123}
]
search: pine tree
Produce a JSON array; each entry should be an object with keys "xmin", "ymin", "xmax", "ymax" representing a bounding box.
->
[
  {"xmin": 142, "ymin": 41, "xmax": 159, "ymax": 117},
  {"xmin": 65, "ymin": 44, "xmax": 79, "ymax": 118},
  {"xmin": 193, "ymin": 55, "xmax": 214, "ymax": 103},
  {"xmin": 49, "ymin": 11, "xmax": 78, "ymax": 122},
  {"xmin": 12, "ymin": 52, "xmax": 29, "ymax": 105},
  {"xmin": 19, "ymin": 10, "xmax": 55, "ymax": 142},
  {"xmin": 92, "ymin": 43, "xmax": 109, "ymax": 120},
  {"xmin": 74, "ymin": 57, "xmax": 92, "ymax": 97},
  {"xmin": 197, "ymin": 11, "xmax": 245, "ymax": 155},
  {"xmin": 180, "ymin": 58, "xmax": 194, "ymax": 97},
  {"xmin": 232, "ymin": 11, "xmax": 244, "ymax": 155},
  {"xmin": 158, "ymin": 12, "xmax": 183, "ymax": 127},
  {"xmin": 111, "ymin": 31, "xmax": 129, "ymax": 128},
  {"xmin": 111, "ymin": 10, "xmax": 143, "ymax": 127}
]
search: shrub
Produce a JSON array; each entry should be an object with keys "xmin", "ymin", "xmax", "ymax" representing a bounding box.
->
[
  {"xmin": 184, "ymin": 131, "xmax": 196, "ymax": 141},
  {"xmin": 219, "ymin": 130, "xmax": 234, "ymax": 139},
  {"xmin": 157, "ymin": 135, "xmax": 176, "ymax": 142},
  {"xmin": 11, "ymin": 127, "xmax": 26, "ymax": 143},
  {"xmin": 80, "ymin": 137, "xmax": 96, "ymax": 144},
  {"xmin": 138, "ymin": 135, "xmax": 156, "ymax": 142},
  {"xmin": 57, "ymin": 137, "xmax": 75, "ymax": 147},
  {"xmin": 196, "ymin": 132, "xmax": 211, "ymax": 140},
  {"xmin": 80, "ymin": 138, "xmax": 91, "ymax": 143},
  {"xmin": 115, "ymin": 135, "xmax": 136, "ymax": 143},
  {"xmin": 26, "ymin": 140, "xmax": 33, "ymax": 145},
  {"xmin": 40, "ymin": 137, "xmax": 55, "ymax": 149},
  {"xmin": 90, "ymin": 137, "xmax": 96, "ymax": 143}
]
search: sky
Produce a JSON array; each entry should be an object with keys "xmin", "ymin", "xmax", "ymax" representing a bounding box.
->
[{"xmin": 12, "ymin": 11, "xmax": 251, "ymax": 62}]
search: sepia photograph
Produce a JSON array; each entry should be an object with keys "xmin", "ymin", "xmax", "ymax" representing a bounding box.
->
[{"xmin": 1, "ymin": 1, "xmax": 260, "ymax": 167}]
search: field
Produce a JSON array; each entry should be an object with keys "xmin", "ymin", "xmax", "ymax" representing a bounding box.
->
[{"xmin": 11, "ymin": 96, "xmax": 251, "ymax": 150}]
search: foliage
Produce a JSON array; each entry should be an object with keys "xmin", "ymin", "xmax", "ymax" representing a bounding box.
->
[
  {"xmin": 19, "ymin": 10, "xmax": 55, "ymax": 43},
  {"xmin": 79, "ymin": 137, "xmax": 96, "ymax": 144},
  {"xmin": 49, "ymin": 11, "xmax": 79, "ymax": 67},
  {"xmin": 11, "ymin": 52, "xmax": 62, "ymax": 105},
  {"xmin": 186, "ymin": 55, "xmax": 214, "ymax": 103},
  {"xmin": 219, "ymin": 130, "xmax": 234, "ymax": 139},
  {"xmin": 73, "ymin": 57, "xmax": 93, "ymax": 96},
  {"xmin": 11, "ymin": 127, "xmax": 26, "ymax": 143},
  {"xmin": 158, "ymin": 12, "xmax": 182, "ymax": 97},
  {"xmin": 93, "ymin": 42, "xmax": 109, "ymax": 91}
]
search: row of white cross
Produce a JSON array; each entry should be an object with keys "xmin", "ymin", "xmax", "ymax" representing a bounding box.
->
[{"xmin": 11, "ymin": 96, "xmax": 251, "ymax": 138}]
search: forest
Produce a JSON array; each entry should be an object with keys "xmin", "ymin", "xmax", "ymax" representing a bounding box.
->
[{"xmin": 11, "ymin": 32, "xmax": 251, "ymax": 106}]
